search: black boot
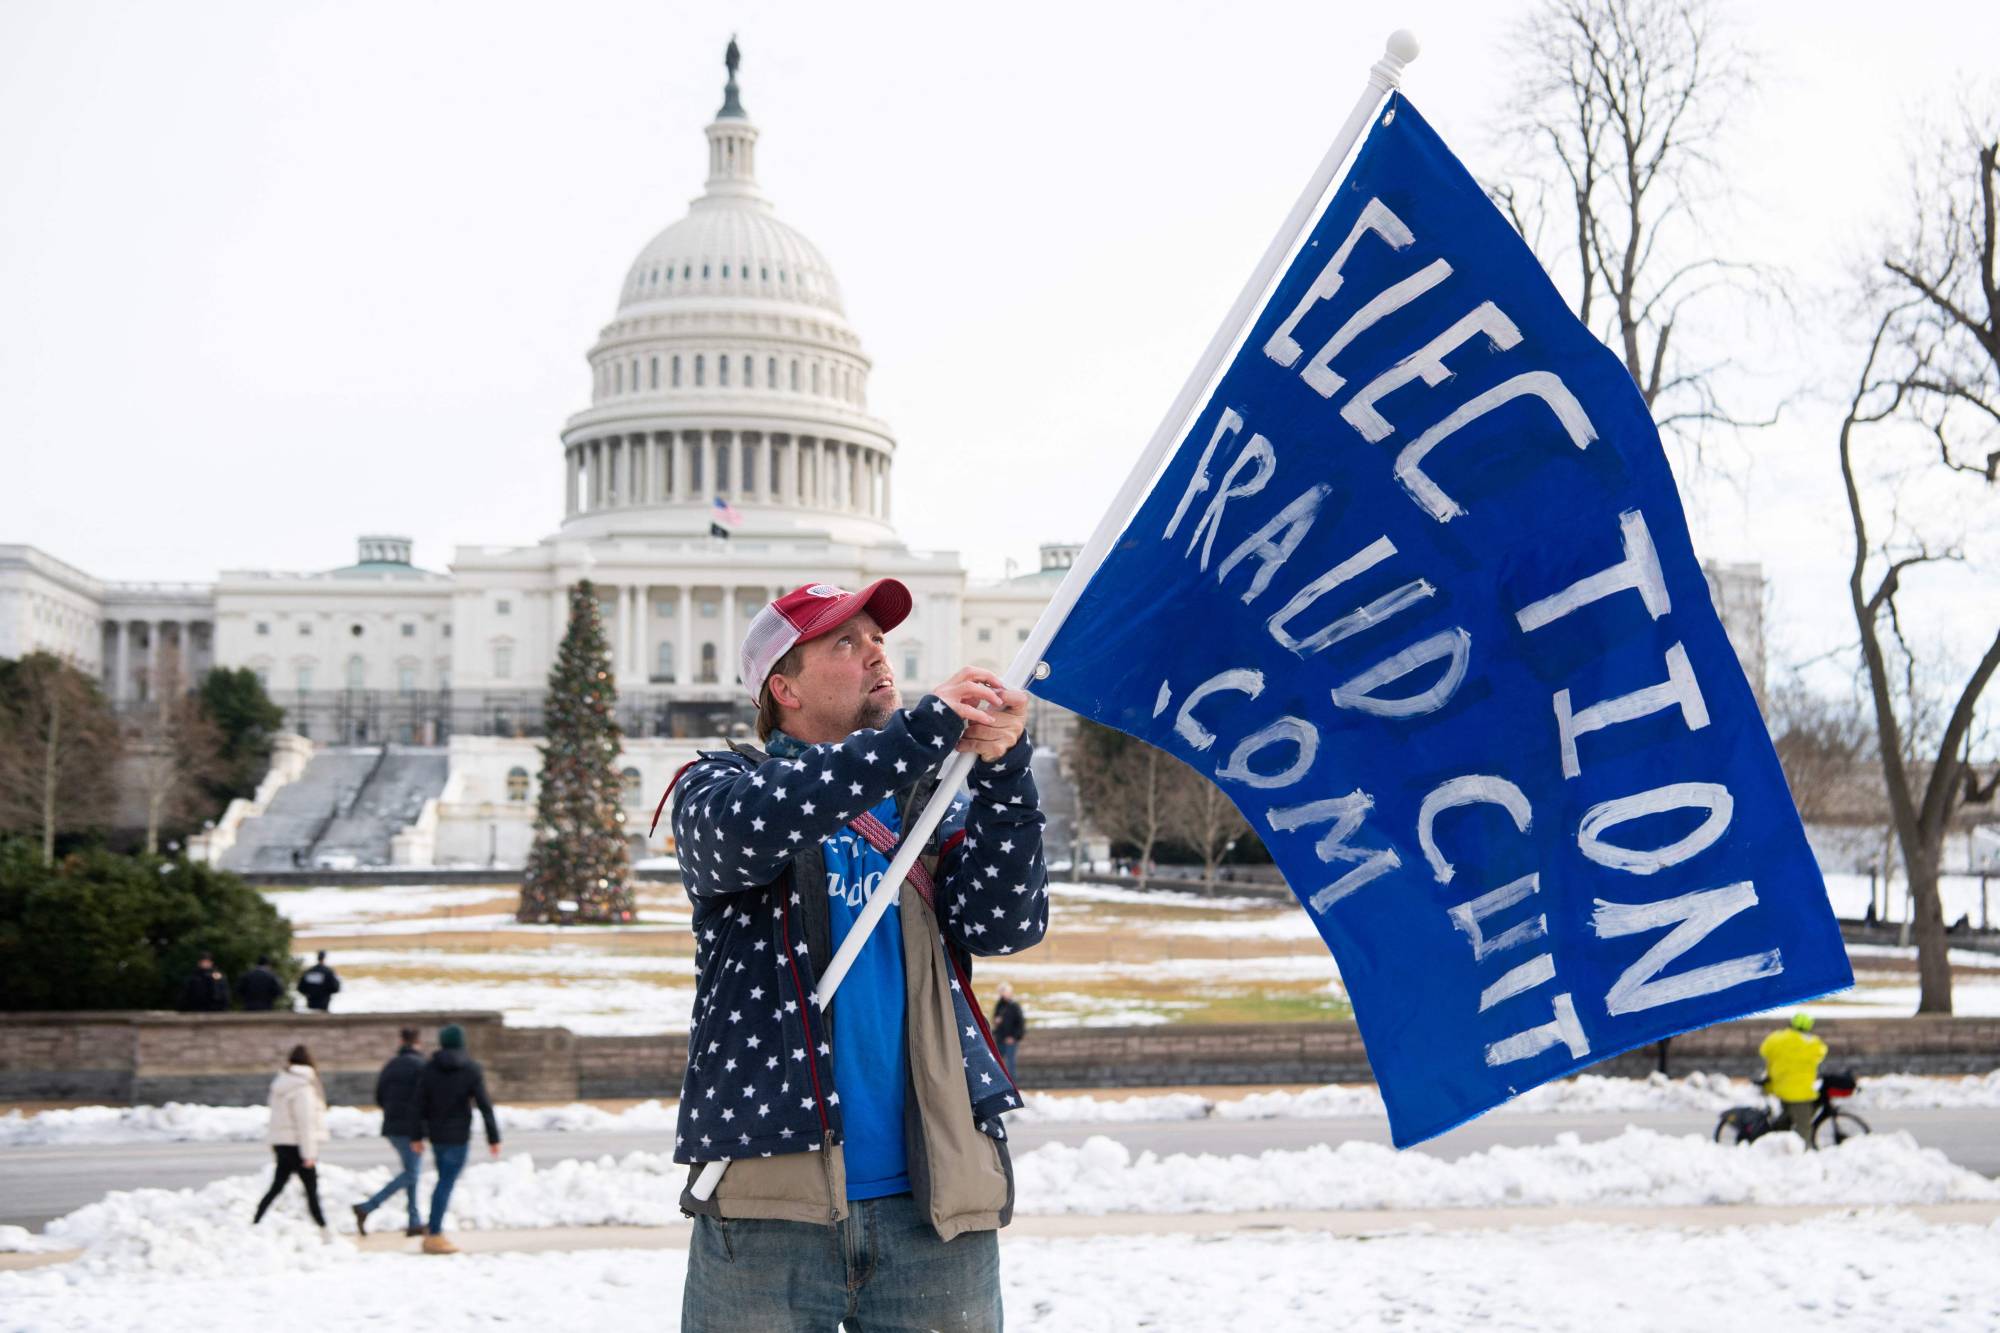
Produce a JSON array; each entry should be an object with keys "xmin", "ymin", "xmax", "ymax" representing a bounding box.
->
[{"xmin": 352, "ymin": 1204, "xmax": 369, "ymax": 1236}]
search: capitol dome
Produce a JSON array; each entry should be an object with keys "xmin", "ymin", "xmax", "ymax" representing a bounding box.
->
[{"xmin": 559, "ymin": 41, "xmax": 898, "ymax": 548}]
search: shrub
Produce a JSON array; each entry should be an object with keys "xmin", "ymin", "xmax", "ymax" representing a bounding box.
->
[{"xmin": 0, "ymin": 840, "xmax": 295, "ymax": 1010}]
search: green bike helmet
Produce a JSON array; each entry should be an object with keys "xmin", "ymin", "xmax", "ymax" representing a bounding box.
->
[{"xmin": 1791, "ymin": 1011, "xmax": 1814, "ymax": 1032}]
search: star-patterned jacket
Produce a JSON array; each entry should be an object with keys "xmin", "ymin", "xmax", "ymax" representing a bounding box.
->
[{"xmin": 668, "ymin": 693, "xmax": 1050, "ymax": 1171}]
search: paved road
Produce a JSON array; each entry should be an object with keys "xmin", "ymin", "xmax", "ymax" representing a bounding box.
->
[{"xmin": 3, "ymin": 1106, "xmax": 1991, "ymax": 1232}]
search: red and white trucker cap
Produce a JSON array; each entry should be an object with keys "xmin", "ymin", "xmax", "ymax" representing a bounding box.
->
[{"xmin": 740, "ymin": 579, "xmax": 913, "ymax": 701}]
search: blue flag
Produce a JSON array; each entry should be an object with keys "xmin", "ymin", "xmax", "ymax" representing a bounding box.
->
[{"xmin": 1031, "ymin": 94, "xmax": 1852, "ymax": 1147}]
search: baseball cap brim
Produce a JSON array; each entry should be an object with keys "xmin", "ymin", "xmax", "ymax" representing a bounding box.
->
[{"xmin": 791, "ymin": 578, "xmax": 913, "ymax": 645}]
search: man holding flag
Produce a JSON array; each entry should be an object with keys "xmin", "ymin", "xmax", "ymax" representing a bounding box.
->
[{"xmin": 665, "ymin": 577, "xmax": 1047, "ymax": 1331}]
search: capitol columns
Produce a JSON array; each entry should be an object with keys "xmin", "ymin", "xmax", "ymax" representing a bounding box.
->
[{"xmin": 678, "ymin": 585, "xmax": 693, "ymax": 687}]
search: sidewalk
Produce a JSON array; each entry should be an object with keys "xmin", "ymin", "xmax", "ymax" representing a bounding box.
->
[{"xmin": 10, "ymin": 1200, "xmax": 1997, "ymax": 1273}]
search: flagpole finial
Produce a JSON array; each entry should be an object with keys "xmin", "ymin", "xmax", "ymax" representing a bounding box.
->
[{"xmin": 1369, "ymin": 29, "xmax": 1421, "ymax": 94}]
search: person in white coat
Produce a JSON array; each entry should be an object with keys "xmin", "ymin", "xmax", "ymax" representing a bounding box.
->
[{"xmin": 252, "ymin": 1044, "xmax": 330, "ymax": 1231}]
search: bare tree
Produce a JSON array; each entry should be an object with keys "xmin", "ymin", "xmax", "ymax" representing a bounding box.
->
[
  {"xmin": 1167, "ymin": 764, "xmax": 1251, "ymax": 893},
  {"xmin": 125, "ymin": 642, "xmax": 225, "ymax": 855},
  {"xmin": 1494, "ymin": 0, "xmax": 1778, "ymax": 454},
  {"xmin": 1838, "ymin": 101, "xmax": 2000, "ymax": 1011},
  {"xmin": 0, "ymin": 652, "xmax": 123, "ymax": 863},
  {"xmin": 1766, "ymin": 676, "xmax": 1873, "ymax": 825},
  {"xmin": 1065, "ymin": 720, "xmax": 1172, "ymax": 890}
]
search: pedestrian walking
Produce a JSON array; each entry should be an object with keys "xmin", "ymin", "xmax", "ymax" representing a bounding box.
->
[
  {"xmin": 178, "ymin": 953, "xmax": 229, "ymax": 1012},
  {"xmin": 992, "ymin": 983, "xmax": 1026, "ymax": 1082},
  {"xmin": 403, "ymin": 1024, "xmax": 501, "ymax": 1254},
  {"xmin": 237, "ymin": 956, "xmax": 285, "ymax": 1011},
  {"xmin": 298, "ymin": 951, "xmax": 342, "ymax": 1012},
  {"xmin": 252, "ymin": 1044, "xmax": 330, "ymax": 1233},
  {"xmin": 351, "ymin": 1026, "xmax": 425, "ymax": 1238}
]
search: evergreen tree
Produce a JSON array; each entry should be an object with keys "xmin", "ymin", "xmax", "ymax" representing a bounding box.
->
[{"xmin": 519, "ymin": 580, "xmax": 633, "ymax": 924}]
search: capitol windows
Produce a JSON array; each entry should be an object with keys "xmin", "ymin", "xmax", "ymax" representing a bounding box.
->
[
  {"xmin": 760, "ymin": 267, "xmax": 769, "ymax": 281},
  {"xmin": 255, "ymin": 622, "xmax": 270, "ymax": 636},
  {"xmin": 812, "ymin": 363, "xmax": 822, "ymax": 394},
  {"xmin": 672, "ymin": 355, "xmax": 682, "ymax": 387},
  {"xmin": 789, "ymin": 360, "xmax": 800, "ymax": 391},
  {"xmin": 767, "ymin": 357, "xmax": 777, "ymax": 388},
  {"xmin": 741, "ymin": 355, "xmax": 752, "ymax": 385},
  {"xmin": 621, "ymin": 767, "xmax": 642, "ymax": 801},
  {"xmin": 655, "ymin": 641, "xmax": 675, "ymax": 681},
  {"xmin": 977, "ymin": 627, "xmax": 992, "ymax": 643},
  {"xmin": 506, "ymin": 767, "xmax": 529, "ymax": 802},
  {"xmin": 350, "ymin": 624, "xmax": 364, "ymax": 638},
  {"xmin": 699, "ymin": 643, "xmax": 718, "ymax": 683},
  {"xmin": 695, "ymin": 355, "xmax": 705, "ymax": 387},
  {"xmin": 254, "ymin": 667, "xmax": 271, "ymax": 689},
  {"xmin": 493, "ymin": 644, "xmax": 513, "ymax": 680},
  {"xmin": 903, "ymin": 646, "xmax": 921, "ymax": 681},
  {"xmin": 698, "ymin": 600, "xmax": 718, "ymax": 618},
  {"xmin": 441, "ymin": 624, "xmax": 452, "ymax": 639},
  {"xmin": 397, "ymin": 664, "xmax": 417, "ymax": 695},
  {"xmin": 496, "ymin": 599, "xmax": 512, "ymax": 616},
  {"xmin": 702, "ymin": 263, "xmax": 710, "ymax": 278},
  {"xmin": 345, "ymin": 655, "xmax": 366, "ymax": 689},
  {"xmin": 719, "ymin": 356, "xmax": 729, "ymax": 387},
  {"xmin": 615, "ymin": 362, "xmax": 624, "ymax": 393},
  {"xmin": 299, "ymin": 623, "xmax": 312, "ymax": 637},
  {"xmin": 722, "ymin": 264, "xmax": 730, "ymax": 278},
  {"xmin": 650, "ymin": 357, "xmax": 659, "ymax": 389},
  {"xmin": 296, "ymin": 665, "xmax": 313, "ymax": 692},
  {"xmin": 400, "ymin": 623, "xmax": 415, "ymax": 638}
]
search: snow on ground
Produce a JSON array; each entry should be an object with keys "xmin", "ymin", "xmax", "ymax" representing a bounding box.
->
[
  {"xmin": 330, "ymin": 973, "xmax": 694, "ymax": 1035},
  {"xmin": 1018, "ymin": 1129, "xmax": 2000, "ymax": 1215},
  {"xmin": 11, "ymin": 1071, "xmax": 1997, "ymax": 1146},
  {"xmin": 259, "ymin": 885, "xmax": 509, "ymax": 928},
  {"xmin": 8, "ymin": 1129, "xmax": 1996, "ymax": 1270},
  {"xmin": 0, "ymin": 1100, "xmax": 684, "ymax": 1148},
  {"xmin": 1821, "ymin": 871, "xmax": 1997, "ymax": 930},
  {"xmin": 1046, "ymin": 879, "xmax": 1272, "ymax": 910},
  {"xmin": 6, "ymin": 1213, "xmax": 2000, "ymax": 1332}
]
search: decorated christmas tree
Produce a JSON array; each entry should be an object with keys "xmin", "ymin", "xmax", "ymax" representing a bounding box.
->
[{"xmin": 518, "ymin": 579, "xmax": 634, "ymax": 924}]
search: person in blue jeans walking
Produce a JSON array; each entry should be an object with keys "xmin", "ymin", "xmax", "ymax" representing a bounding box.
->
[
  {"xmin": 402, "ymin": 1023, "xmax": 501, "ymax": 1253},
  {"xmin": 351, "ymin": 1027, "xmax": 426, "ymax": 1237}
]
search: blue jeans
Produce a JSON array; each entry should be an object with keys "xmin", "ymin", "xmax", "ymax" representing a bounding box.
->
[
  {"xmin": 682, "ymin": 1192, "xmax": 1001, "ymax": 1332},
  {"xmin": 998, "ymin": 1041, "xmax": 1019, "ymax": 1083},
  {"xmin": 359, "ymin": 1135, "xmax": 423, "ymax": 1229},
  {"xmin": 427, "ymin": 1142, "xmax": 469, "ymax": 1235}
]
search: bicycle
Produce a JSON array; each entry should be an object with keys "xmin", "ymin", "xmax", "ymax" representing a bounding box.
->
[{"xmin": 1714, "ymin": 1069, "xmax": 1871, "ymax": 1149}]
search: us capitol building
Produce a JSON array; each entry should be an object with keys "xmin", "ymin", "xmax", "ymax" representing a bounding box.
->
[{"xmin": 0, "ymin": 45, "xmax": 1072, "ymax": 868}]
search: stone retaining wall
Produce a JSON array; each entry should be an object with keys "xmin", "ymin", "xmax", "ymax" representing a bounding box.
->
[{"xmin": 4, "ymin": 1011, "xmax": 1995, "ymax": 1107}]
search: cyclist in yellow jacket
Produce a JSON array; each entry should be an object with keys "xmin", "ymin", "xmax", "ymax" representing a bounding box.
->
[{"xmin": 1759, "ymin": 1012, "xmax": 1828, "ymax": 1147}]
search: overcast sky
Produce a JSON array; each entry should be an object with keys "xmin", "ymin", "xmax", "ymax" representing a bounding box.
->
[{"xmin": 2, "ymin": 0, "xmax": 1995, "ymax": 688}]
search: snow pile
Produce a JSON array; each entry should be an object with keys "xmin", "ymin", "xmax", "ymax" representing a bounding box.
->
[
  {"xmin": 0, "ymin": 1099, "xmax": 683, "ymax": 1147},
  {"xmin": 1012, "ymin": 1128, "xmax": 2000, "ymax": 1215},
  {"xmin": 0, "ymin": 1225, "xmax": 67, "ymax": 1254},
  {"xmin": 18, "ymin": 1128, "xmax": 1998, "ymax": 1275},
  {"xmin": 7, "ymin": 1212, "xmax": 2000, "ymax": 1333},
  {"xmin": 1014, "ymin": 1091, "xmax": 1215, "ymax": 1123}
]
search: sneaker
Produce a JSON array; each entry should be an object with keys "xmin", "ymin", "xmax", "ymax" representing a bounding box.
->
[
  {"xmin": 422, "ymin": 1233, "xmax": 460, "ymax": 1255},
  {"xmin": 352, "ymin": 1204, "xmax": 369, "ymax": 1237}
]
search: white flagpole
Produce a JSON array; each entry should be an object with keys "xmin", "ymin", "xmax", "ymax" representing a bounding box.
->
[{"xmin": 691, "ymin": 28, "xmax": 1420, "ymax": 1204}]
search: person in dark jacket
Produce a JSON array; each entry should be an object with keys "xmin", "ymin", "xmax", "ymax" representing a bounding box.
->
[
  {"xmin": 351, "ymin": 1027, "xmax": 426, "ymax": 1237},
  {"xmin": 403, "ymin": 1024, "xmax": 501, "ymax": 1253},
  {"xmin": 297, "ymin": 952, "xmax": 342, "ymax": 1012},
  {"xmin": 178, "ymin": 954, "xmax": 229, "ymax": 1012},
  {"xmin": 992, "ymin": 983, "xmax": 1026, "ymax": 1082},
  {"xmin": 237, "ymin": 957, "xmax": 285, "ymax": 1011}
]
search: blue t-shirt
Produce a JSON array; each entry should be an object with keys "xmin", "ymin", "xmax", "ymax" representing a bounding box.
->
[{"xmin": 820, "ymin": 797, "xmax": 910, "ymax": 1200}]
